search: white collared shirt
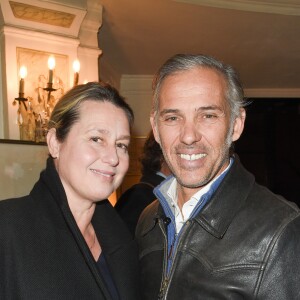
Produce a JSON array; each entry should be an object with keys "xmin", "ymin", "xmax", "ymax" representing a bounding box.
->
[{"xmin": 166, "ymin": 161, "xmax": 232, "ymax": 233}]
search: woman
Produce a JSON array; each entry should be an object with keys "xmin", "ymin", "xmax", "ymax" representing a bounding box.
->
[{"xmin": 0, "ymin": 82, "xmax": 140, "ymax": 299}]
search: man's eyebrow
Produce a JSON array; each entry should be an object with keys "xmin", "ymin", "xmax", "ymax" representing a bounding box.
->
[
  {"xmin": 159, "ymin": 109, "xmax": 180, "ymax": 116},
  {"xmin": 196, "ymin": 105, "xmax": 224, "ymax": 112},
  {"xmin": 159, "ymin": 106, "xmax": 224, "ymax": 115}
]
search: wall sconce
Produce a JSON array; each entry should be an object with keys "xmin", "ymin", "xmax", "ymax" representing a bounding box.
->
[
  {"xmin": 13, "ymin": 55, "xmax": 65, "ymax": 143},
  {"xmin": 14, "ymin": 66, "xmax": 28, "ymax": 110}
]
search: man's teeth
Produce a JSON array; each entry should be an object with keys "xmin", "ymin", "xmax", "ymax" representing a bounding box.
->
[{"xmin": 180, "ymin": 153, "xmax": 206, "ymax": 161}]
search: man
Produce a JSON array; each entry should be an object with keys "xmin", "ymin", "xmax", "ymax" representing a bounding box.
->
[
  {"xmin": 135, "ymin": 54, "xmax": 300, "ymax": 299},
  {"xmin": 115, "ymin": 130, "xmax": 171, "ymax": 236}
]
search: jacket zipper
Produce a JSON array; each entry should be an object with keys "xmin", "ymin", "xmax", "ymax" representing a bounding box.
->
[
  {"xmin": 158, "ymin": 218, "xmax": 169, "ymax": 300},
  {"xmin": 158, "ymin": 219, "xmax": 191, "ymax": 299}
]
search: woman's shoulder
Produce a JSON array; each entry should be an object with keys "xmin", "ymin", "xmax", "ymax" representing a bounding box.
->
[
  {"xmin": 0, "ymin": 195, "xmax": 32, "ymax": 212},
  {"xmin": 0, "ymin": 196, "xmax": 36, "ymax": 234}
]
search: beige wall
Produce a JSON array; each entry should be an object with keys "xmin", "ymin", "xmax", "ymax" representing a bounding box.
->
[
  {"xmin": 120, "ymin": 75, "xmax": 153, "ymax": 137},
  {"xmin": 117, "ymin": 75, "xmax": 155, "ymax": 196}
]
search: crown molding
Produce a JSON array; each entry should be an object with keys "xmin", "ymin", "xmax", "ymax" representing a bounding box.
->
[
  {"xmin": 120, "ymin": 75, "xmax": 300, "ymax": 98},
  {"xmin": 0, "ymin": 0, "xmax": 86, "ymax": 37},
  {"xmin": 174, "ymin": 0, "xmax": 300, "ymax": 16},
  {"xmin": 245, "ymin": 88, "xmax": 300, "ymax": 98},
  {"xmin": 1, "ymin": 25, "xmax": 80, "ymax": 47}
]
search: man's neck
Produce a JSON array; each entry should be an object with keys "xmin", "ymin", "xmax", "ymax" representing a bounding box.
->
[{"xmin": 176, "ymin": 158, "xmax": 233, "ymax": 210}]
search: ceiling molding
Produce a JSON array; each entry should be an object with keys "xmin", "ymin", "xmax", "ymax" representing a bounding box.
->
[
  {"xmin": 0, "ymin": 0, "xmax": 86, "ymax": 38},
  {"xmin": 245, "ymin": 88, "xmax": 300, "ymax": 98},
  {"xmin": 120, "ymin": 76, "xmax": 300, "ymax": 98},
  {"xmin": 9, "ymin": 1, "xmax": 75, "ymax": 28},
  {"xmin": 174, "ymin": 0, "xmax": 300, "ymax": 16}
]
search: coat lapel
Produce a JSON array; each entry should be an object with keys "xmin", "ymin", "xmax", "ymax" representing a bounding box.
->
[
  {"xmin": 194, "ymin": 156, "xmax": 256, "ymax": 238},
  {"xmin": 92, "ymin": 200, "xmax": 139, "ymax": 298}
]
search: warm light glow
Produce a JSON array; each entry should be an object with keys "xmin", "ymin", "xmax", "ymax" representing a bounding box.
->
[
  {"xmin": 48, "ymin": 56, "xmax": 56, "ymax": 70},
  {"xmin": 19, "ymin": 66, "xmax": 27, "ymax": 79},
  {"xmin": 108, "ymin": 191, "xmax": 117, "ymax": 206},
  {"xmin": 19, "ymin": 66, "xmax": 27, "ymax": 94},
  {"xmin": 73, "ymin": 59, "xmax": 80, "ymax": 73},
  {"xmin": 83, "ymin": 80, "xmax": 88, "ymax": 84}
]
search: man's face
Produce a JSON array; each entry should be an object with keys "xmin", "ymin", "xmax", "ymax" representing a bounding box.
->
[{"xmin": 151, "ymin": 67, "xmax": 245, "ymax": 200}]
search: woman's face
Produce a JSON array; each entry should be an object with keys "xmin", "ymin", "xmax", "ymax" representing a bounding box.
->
[{"xmin": 49, "ymin": 100, "xmax": 130, "ymax": 205}]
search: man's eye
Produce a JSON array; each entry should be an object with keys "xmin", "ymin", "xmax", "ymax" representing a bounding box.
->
[
  {"xmin": 200, "ymin": 112, "xmax": 224, "ymax": 125},
  {"xmin": 162, "ymin": 116, "xmax": 180, "ymax": 124},
  {"xmin": 203, "ymin": 114, "xmax": 218, "ymax": 119},
  {"xmin": 91, "ymin": 137, "xmax": 102, "ymax": 143},
  {"xmin": 160, "ymin": 115, "xmax": 183, "ymax": 126}
]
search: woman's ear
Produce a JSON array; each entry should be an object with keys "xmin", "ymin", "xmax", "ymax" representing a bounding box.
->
[{"xmin": 47, "ymin": 128, "xmax": 60, "ymax": 159}]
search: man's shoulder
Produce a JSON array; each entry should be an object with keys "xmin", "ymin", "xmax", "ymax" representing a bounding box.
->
[
  {"xmin": 250, "ymin": 182, "xmax": 299, "ymax": 213},
  {"xmin": 226, "ymin": 157, "xmax": 299, "ymax": 220},
  {"xmin": 239, "ymin": 182, "xmax": 300, "ymax": 234}
]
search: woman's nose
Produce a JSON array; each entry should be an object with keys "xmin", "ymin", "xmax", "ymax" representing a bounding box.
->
[{"xmin": 101, "ymin": 145, "xmax": 119, "ymax": 166}]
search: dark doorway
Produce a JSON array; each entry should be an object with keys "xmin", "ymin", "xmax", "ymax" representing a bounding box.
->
[{"xmin": 235, "ymin": 98, "xmax": 300, "ymax": 206}]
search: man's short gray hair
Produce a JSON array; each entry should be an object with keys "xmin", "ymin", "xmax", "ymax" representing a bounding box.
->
[{"xmin": 152, "ymin": 54, "xmax": 246, "ymax": 122}]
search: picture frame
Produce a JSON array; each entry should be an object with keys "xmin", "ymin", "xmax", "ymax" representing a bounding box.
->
[{"xmin": 0, "ymin": 139, "xmax": 48, "ymax": 200}]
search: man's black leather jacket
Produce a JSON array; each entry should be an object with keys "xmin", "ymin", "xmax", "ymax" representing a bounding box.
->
[{"xmin": 136, "ymin": 157, "xmax": 300, "ymax": 299}]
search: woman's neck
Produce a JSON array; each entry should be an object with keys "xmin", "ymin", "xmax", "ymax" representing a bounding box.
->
[{"xmin": 68, "ymin": 200, "xmax": 101, "ymax": 260}]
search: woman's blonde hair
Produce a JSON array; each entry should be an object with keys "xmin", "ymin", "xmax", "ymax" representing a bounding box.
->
[{"xmin": 48, "ymin": 81, "xmax": 134, "ymax": 142}]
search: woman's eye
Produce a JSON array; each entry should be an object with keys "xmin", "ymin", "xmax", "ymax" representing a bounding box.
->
[{"xmin": 117, "ymin": 143, "xmax": 129, "ymax": 153}]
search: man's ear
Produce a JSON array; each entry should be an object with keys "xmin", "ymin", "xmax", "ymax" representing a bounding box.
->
[
  {"xmin": 47, "ymin": 128, "xmax": 60, "ymax": 158},
  {"xmin": 150, "ymin": 114, "xmax": 161, "ymax": 145},
  {"xmin": 232, "ymin": 108, "xmax": 246, "ymax": 142}
]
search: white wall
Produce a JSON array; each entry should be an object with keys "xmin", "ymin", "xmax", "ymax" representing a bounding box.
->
[{"xmin": 0, "ymin": 142, "xmax": 48, "ymax": 200}]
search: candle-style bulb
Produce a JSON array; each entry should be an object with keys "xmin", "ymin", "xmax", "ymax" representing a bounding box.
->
[
  {"xmin": 73, "ymin": 59, "xmax": 80, "ymax": 73},
  {"xmin": 48, "ymin": 56, "xmax": 55, "ymax": 84},
  {"xmin": 48, "ymin": 56, "xmax": 56, "ymax": 70},
  {"xmin": 19, "ymin": 66, "xmax": 27, "ymax": 94},
  {"xmin": 19, "ymin": 66, "xmax": 27, "ymax": 79},
  {"xmin": 73, "ymin": 59, "xmax": 80, "ymax": 86}
]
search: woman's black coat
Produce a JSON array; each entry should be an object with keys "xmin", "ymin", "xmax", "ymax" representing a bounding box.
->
[{"xmin": 0, "ymin": 158, "xmax": 140, "ymax": 299}]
